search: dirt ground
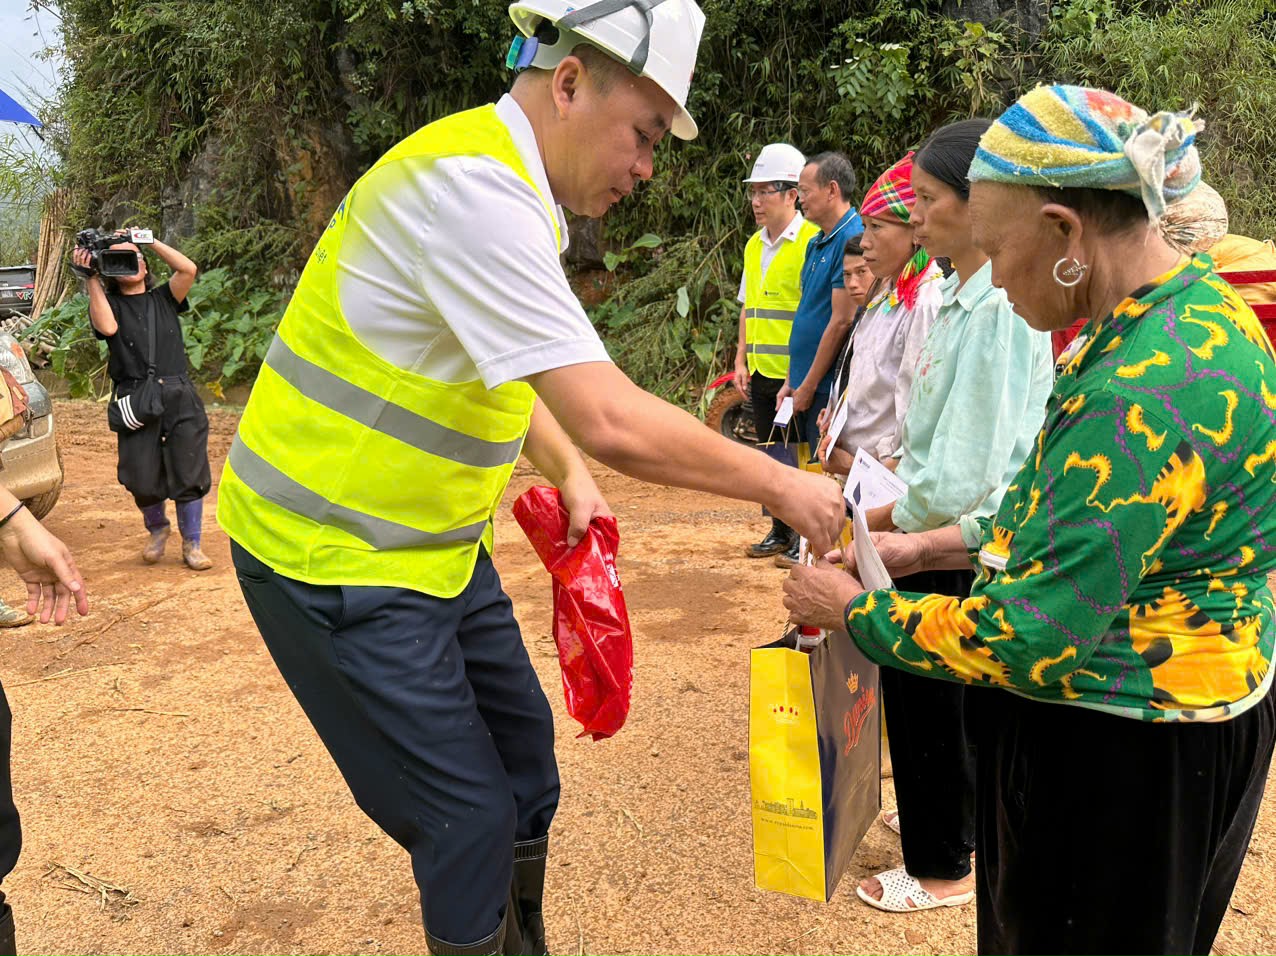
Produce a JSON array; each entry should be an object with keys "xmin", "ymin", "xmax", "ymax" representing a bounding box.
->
[{"xmin": 0, "ymin": 400, "xmax": 1273, "ymax": 955}]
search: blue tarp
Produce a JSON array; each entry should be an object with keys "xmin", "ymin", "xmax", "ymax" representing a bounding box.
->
[{"xmin": 0, "ymin": 88, "xmax": 41, "ymax": 128}]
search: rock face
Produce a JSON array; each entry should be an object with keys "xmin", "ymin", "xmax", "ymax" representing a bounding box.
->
[
  {"xmin": 154, "ymin": 119, "xmax": 357, "ymax": 274},
  {"xmin": 941, "ymin": 0, "xmax": 1048, "ymax": 34},
  {"xmin": 565, "ymin": 215, "xmax": 606, "ymax": 270}
]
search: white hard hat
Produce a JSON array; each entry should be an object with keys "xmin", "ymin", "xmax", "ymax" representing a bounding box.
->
[
  {"xmin": 508, "ymin": 0, "xmax": 706, "ymax": 140},
  {"xmin": 743, "ymin": 143, "xmax": 806, "ymax": 184}
]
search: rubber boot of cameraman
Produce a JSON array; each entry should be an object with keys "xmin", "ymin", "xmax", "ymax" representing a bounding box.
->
[{"xmin": 73, "ymin": 231, "xmax": 213, "ymax": 571}]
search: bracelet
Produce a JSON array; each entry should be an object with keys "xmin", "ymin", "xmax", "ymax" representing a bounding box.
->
[{"xmin": 0, "ymin": 503, "xmax": 24, "ymax": 529}]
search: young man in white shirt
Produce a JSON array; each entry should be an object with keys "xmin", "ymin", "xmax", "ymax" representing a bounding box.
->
[{"xmin": 218, "ymin": 3, "xmax": 845, "ymax": 954}]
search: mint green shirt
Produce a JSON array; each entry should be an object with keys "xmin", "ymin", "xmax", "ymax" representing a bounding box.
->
[{"xmin": 891, "ymin": 260, "xmax": 1053, "ymax": 535}]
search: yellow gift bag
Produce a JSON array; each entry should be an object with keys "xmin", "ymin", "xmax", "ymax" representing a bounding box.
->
[{"xmin": 749, "ymin": 628, "xmax": 880, "ymax": 901}]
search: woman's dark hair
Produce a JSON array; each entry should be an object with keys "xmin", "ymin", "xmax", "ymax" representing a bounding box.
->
[
  {"xmin": 1031, "ymin": 185, "xmax": 1149, "ymax": 236},
  {"xmin": 914, "ymin": 118, "xmax": 994, "ymax": 201},
  {"xmin": 844, "ymin": 233, "xmax": 864, "ymax": 257}
]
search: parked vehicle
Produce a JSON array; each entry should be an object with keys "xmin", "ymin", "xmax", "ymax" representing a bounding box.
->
[
  {"xmin": 0, "ymin": 266, "xmax": 35, "ymax": 320},
  {"xmin": 0, "ymin": 331, "xmax": 61, "ymax": 519},
  {"xmin": 703, "ymin": 371, "xmax": 758, "ymax": 447}
]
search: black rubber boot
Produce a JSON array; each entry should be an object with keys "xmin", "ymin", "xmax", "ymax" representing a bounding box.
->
[
  {"xmin": 426, "ymin": 913, "xmax": 506, "ymax": 956},
  {"xmin": 746, "ymin": 518, "xmax": 795, "ymax": 558},
  {"xmin": 773, "ymin": 534, "xmax": 801, "ymax": 568},
  {"xmin": 512, "ymin": 837, "xmax": 548, "ymax": 955},
  {"xmin": 0, "ymin": 903, "xmax": 17, "ymax": 956}
]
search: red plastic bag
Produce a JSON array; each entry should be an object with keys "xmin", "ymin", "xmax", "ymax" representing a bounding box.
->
[{"xmin": 513, "ymin": 485, "xmax": 634, "ymax": 740}]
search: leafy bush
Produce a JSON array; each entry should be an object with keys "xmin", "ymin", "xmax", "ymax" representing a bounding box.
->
[
  {"xmin": 28, "ymin": 0, "xmax": 1276, "ymax": 404},
  {"xmin": 24, "ymin": 267, "xmax": 285, "ymax": 399}
]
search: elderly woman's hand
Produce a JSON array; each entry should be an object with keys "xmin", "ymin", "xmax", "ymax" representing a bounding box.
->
[
  {"xmin": 843, "ymin": 531, "xmax": 929, "ymax": 580},
  {"xmin": 864, "ymin": 502, "xmax": 897, "ymax": 533},
  {"xmin": 783, "ymin": 559, "xmax": 864, "ymax": 634}
]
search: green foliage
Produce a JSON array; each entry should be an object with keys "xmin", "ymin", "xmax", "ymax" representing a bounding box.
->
[
  {"xmin": 40, "ymin": 0, "xmax": 1276, "ymax": 403},
  {"xmin": 23, "ymin": 268, "xmax": 285, "ymax": 399},
  {"xmin": 589, "ymin": 234, "xmax": 739, "ymax": 405},
  {"xmin": 1045, "ymin": 0, "xmax": 1276, "ymax": 239},
  {"xmin": 603, "ymin": 233, "xmax": 663, "ymax": 273}
]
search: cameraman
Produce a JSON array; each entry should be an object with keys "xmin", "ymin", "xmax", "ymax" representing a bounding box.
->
[{"xmin": 74, "ymin": 234, "xmax": 213, "ymax": 571}]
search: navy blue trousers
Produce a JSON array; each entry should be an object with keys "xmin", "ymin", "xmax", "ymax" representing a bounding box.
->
[{"xmin": 232, "ymin": 543, "xmax": 559, "ymax": 945}]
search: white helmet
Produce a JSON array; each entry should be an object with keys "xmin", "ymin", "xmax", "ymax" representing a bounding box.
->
[
  {"xmin": 743, "ymin": 143, "xmax": 806, "ymax": 184},
  {"xmin": 507, "ymin": 0, "xmax": 706, "ymax": 140}
]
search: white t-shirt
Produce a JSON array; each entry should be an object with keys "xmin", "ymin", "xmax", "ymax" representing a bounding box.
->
[
  {"xmin": 335, "ymin": 94, "xmax": 610, "ymax": 389},
  {"xmin": 736, "ymin": 212, "xmax": 807, "ymax": 303}
]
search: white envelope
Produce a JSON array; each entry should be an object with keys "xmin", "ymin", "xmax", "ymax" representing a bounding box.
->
[
  {"xmin": 772, "ymin": 396, "xmax": 794, "ymax": 427},
  {"xmin": 845, "ymin": 447, "xmax": 908, "ymax": 511},
  {"xmin": 852, "ymin": 503, "xmax": 894, "ymax": 590}
]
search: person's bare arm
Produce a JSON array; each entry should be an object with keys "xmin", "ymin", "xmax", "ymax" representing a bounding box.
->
[
  {"xmin": 149, "ymin": 239, "xmax": 198, "ymax": 302},
  {"xmin": 734, "ymin": 305, "xmax": 750, "ymax": 398},
  {"xmin": 522, "ymin": 398, "xmax": 611, "ymax": 547},
  {"xmin": 0, "ymin": 485, "xmax": 88, "ymax": 624},
  {"xmin": 73, "ymin": 249, "xmax": 118, "ymax": 337},
  {"xmin": 528, "ymin": 362, "xmax": 846, "ymax": 554},
  {"xmin": 794, "ymin": 288, "xmax": 853, "ymax": 410}
]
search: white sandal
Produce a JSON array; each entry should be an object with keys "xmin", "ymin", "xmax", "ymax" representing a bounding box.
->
[
  {"xmin": 881, "ymin": 809, "xmax": 901, "ymax": 836},
  {"xmin": 856, "ymin": 866, "xmax": 974, "ymax": 913}
]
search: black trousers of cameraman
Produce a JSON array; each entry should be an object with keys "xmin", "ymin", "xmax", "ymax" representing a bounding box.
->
[{"xmin": 115, "ymin": 377, "xmax": 211, "ymax": 508}]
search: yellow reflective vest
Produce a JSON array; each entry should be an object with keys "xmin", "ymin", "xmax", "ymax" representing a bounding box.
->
[
  {"xmin": 217, "ymin": 105, "xmax": 553, "ymax": 598},
  {"xmin": 743, "ymin": 218, "xmax": 819, "ymax": 379}
]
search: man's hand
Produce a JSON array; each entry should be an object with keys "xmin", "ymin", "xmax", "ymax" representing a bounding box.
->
[
  {"xmin": 782, "ymin": 559, "xmax": 863, "ymax": 634},
  {"xmin": 766, "ymin": 468, "xmax": 845, "ymax": 557},
  {"xmin": 733, "ymin": 359, "xmax": 750, "ymax": 399},
  {"xmin": 558, "ymin": 471, "xmax": 613, "ymax": 548},
  {"xmin": 0, "ymin": 509, "xmax": 88, "ymax": 624},
  {"xmin": 775, "ymin": 381, "xmax": 793, "ymax": 411},
  {"xmin": 816, "ymin": 407, "xmax": 829, "ymax": 433},
  {"xmin": 792, "ymin": 380, "xmax": 817, "ymax": 413},
  {"xmin": 817, "ymin": 432, "xmax": 833, "ymax": 469}
]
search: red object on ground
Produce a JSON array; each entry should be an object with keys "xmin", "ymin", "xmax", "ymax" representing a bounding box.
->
[{"xmin": 513, "ymin": 485, "xmax": 634, "ymax": 740}]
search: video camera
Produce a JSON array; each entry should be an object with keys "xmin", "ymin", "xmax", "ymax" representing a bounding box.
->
[{"xmin": 71, "ymin": 227, "xmax": 154, "ymax": 279}]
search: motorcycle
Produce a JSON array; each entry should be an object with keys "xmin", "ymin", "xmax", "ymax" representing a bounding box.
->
[{"xmin": 703, "ymin": 372, "xmax": 759, "ymax": 447}]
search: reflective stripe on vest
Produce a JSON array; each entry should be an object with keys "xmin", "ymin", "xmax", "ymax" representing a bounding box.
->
[
  {"xmin": 227, "ymin": 437, "xmax": 490, "ymax": 550},
  {"xmin": 743, "ymin": 219, "xmax": 819, "ymax": 378},
  {"xmin": 263, "ymin": 336, "xmax": 523, "ymax": 469},
  {"xmin": 217, "ymin": 104, "xmax": 552, "ymax": 597}
]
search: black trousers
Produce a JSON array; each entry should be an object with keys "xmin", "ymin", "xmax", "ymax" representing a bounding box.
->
[
  {"xmin": 0, "ymin": 684, "xmax": 18, "ymax": 910},
  {"xmin": 973, "ymin": 682, "xmax": 1276, "ymax": 955},
  {"xmin": 115, "ymin": 378, "xmax": 211, "ymax": 508},
  {"xmin": 750, "ymin": 372, "xmax": 791, "ymax": 452},
  {"xmin": 232, "ymin": 543, "xmax": 559, "ymax": 946},
  {"xmin": 881, "ymin": 568, "xmax": 977, "ymax": 881}
]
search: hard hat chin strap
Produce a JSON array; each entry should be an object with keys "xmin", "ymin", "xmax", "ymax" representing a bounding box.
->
[{"xmin": 557, "ymin": 0, "xmax": 669, "ymax": 74}]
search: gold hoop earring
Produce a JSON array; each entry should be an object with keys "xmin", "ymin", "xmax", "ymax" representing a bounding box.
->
[{"xmin": 1053, "ymin": 257, "xmax": 1088, "ymax": 288}]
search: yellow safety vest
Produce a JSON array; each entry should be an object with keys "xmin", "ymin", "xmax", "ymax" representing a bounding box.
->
[
  {"xmin": 743, "ymin": 219, "xmax": 819, "ymax": 379},
  {"xmin": 217, "ymin": 105, "xmax": 555, "ymax": 598}
]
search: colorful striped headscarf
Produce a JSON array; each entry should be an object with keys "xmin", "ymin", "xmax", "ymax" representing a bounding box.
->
[
  {"xmin": 861, "ymin": 152, "xmax": 932, "ymax": 309},
  {"xmin": 861, "ymin": 152, "xmax": 917, "ymax": 222},
  {"xmin": 968, "ymin": 85, "xmax": 1202, "ymax": 221}
]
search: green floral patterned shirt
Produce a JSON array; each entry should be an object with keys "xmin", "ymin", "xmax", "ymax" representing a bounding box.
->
[{"xmin": 845, "ymin": 255, "xmax": 1276, "ymax": 722}]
